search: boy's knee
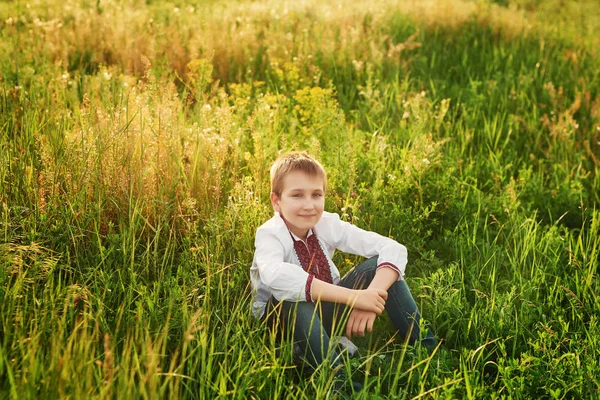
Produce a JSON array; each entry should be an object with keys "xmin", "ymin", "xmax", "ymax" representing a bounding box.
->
[
  {"xmin": 356, "ymin": 256, "xmax": 379, "ymax": 273},
  {"xmin": 345, "ymin": 256, "xmax": 378, "ymax": 288}
]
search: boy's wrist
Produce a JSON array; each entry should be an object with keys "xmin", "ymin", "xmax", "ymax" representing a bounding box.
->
[{"xmin": 344, "ymin": 289, "xmax": 359, "ymax": 306}]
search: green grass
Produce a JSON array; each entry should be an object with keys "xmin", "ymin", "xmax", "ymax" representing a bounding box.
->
[{"xmin": 1, "ymin": 0, "xmax": 599, "ymax": 398}]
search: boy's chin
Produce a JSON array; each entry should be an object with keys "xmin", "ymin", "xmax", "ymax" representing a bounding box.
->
[
  {"xmin": 286, "ymin": 220, "xmax": 315, "ymax": 235},
  {"xmin": 292, "ymin": 220, "xmax": 313, "ymax": 229}
]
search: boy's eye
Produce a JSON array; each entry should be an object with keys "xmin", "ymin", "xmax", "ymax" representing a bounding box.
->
[
  {"xmin": 292, "ymin": 193, "xmax": 302, "ymax": 198},
  {"xmin": 313, "ymin": 193, "xmax": 323, "ymax": 197}
]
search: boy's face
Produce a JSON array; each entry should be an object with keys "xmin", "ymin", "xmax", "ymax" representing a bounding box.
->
[{"xmin": 270, "ymin": 170, "xmax": 325, "ymax": 239}]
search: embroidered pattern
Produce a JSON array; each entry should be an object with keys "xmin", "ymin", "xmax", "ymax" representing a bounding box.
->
[
  {"xmin": 308, "ymin": 234, "xmax": 334, "ymax": 284},
  {"xmin": 377, "ymin": 262, "xmax": 402, "ymax": 276},
  {"xmin": 305, "ymin": 274, "xmax": 314, "ymax": 302},
  {"xmin": 292, "ymin": 232, "xmax": 334, "ymax": 287}
]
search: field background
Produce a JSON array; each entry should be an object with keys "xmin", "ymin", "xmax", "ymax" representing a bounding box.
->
[{"xmin": 1, "ymin": 0, "xmax": 599, "ymax": 398}]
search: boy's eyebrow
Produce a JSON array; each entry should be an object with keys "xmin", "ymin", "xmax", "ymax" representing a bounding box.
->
[{"xmin": 288, "ymin": 187, "xmax": 324, "ymax": 192}]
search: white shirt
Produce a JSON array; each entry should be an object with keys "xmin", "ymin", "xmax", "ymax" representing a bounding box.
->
[{"xmin": 250, "ymin": 211, "xmax": 407, "ymax": 318}]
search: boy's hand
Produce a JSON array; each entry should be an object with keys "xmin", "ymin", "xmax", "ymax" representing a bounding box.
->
[
  {"xmin": 346, "ymin": 309, "xmax": 377, "ymax": 338},
  {"xmin": 349, "ymin": 288, "xmax": 387, "ymax": 314}
]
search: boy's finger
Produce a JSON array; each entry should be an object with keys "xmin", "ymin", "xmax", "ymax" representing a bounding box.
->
[
  {"xmin": 356, "ymin": 319, "xmax": 365, "ymax": 336},
  {"xmin": 346, "ymin": 316, "xmax": 355, "ymax": 338},
  {"xmin": 367, "ymin": 316, "xmax": 375, "ymax": 333},
  {"xmin": 356, "ymin": 320, "xmax": 365, "ymax": 337}
]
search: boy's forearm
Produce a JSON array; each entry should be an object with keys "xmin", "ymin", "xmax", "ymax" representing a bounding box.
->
[
  {"xmin": 311, "ymin": 278, "xmax": 356, "ymax": 305},
  {"xmin": 310, "ymin": 275, "xmax": 388, "ymax": 314},
  {"xmin": 367, "ymin": 267, "xmax": 399, "ymax": 291}
]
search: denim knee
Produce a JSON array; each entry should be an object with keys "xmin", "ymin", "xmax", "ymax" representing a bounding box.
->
[{"xmin": 340, "ymin": 256, "xmax": 379, "ymax": 289}]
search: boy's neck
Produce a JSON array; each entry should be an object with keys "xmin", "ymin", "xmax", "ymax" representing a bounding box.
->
[{"xmin": 289, "ymin": 227, "xmax": 310, "ymax": 240}]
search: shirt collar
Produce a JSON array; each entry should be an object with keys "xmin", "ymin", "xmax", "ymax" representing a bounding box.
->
[{"xmin": 289, "ymin": 228, "xmax": 315, "ymax": 242}]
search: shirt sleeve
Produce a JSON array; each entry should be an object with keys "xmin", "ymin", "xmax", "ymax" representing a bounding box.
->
[
  {"xmin": 319, "ymin": 213, "xmax": 407, "ymax": 279},
  {"xmin": 253, "ymin": 227, "xmax": 314, "ymax": 302}
]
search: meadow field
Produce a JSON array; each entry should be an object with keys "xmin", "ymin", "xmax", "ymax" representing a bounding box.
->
[{"xmin": 1, "ymin": 0, "xmax": 599, "ymax": 398}]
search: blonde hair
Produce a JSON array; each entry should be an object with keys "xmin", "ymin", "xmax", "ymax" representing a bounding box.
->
[{"xmin": 270, "ymin": 151, "xmax": 327, "ymax": 197}]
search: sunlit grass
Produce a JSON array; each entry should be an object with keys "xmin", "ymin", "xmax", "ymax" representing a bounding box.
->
[{"xmin": 1, "ymin": 0, "xmax": 599, "ymax": 398}]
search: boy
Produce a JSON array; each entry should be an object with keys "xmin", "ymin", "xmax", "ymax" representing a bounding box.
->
[{"xmin": 250, "ymin": 151, "xmax": 436, "ymax": 388}]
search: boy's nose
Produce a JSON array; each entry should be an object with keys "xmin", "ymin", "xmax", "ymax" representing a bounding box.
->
[{"xmin": 302, "ymin": 201, "xmax": 315, "ymax": 210}]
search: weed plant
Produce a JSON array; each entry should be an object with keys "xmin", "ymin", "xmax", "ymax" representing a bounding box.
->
[{"xmin": 1, "ymin": 0, "xmax": 599, "ymax": 398}]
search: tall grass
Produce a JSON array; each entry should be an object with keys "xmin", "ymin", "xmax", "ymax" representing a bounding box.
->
[{"xmin": 1, "ymin": 0, "xmax": 599, "ymax": 398}]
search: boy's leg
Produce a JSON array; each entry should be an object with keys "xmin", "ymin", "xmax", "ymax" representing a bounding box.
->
[
  {"xmin": 339, "ymin": 257, "xmax": 437, "ymax": 350},
  {"xmin": 264, "ymin": 298, "xmax": 340, "ymax": 370},
  {"xmin": 264, "ymin": 299, "xmax": 363, "ymax": 392}
]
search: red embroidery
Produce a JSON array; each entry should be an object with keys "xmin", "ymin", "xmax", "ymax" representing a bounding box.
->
[
  {"xmin": 307, "ymin": 234, "xmax": 334, "ymax": 284},
  {"xmin": 292, "ymin": 231, "xmax": 334, "ymax": 286},
  {"xmin": 305, "ymin": 274, "xmax": 314, "ymax": 302},
  {"xmin": 377, "ymin": 262, "xmax": 401, "ymax": 276}
]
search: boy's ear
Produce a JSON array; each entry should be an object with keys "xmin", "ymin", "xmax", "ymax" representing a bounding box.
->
[{"xmin": 270, "ymin": 192, "xmax": 280, "ymax": 212}]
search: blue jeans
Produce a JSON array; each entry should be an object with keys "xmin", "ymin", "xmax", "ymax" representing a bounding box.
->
[{"xmin": 263, "ymin": 257, "xmax": 437, "ymax": 370}]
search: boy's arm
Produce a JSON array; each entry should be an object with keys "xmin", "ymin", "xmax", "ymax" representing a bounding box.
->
[
  {"xmin": 253, "ymin": 231, "xmax": 313, "ymax": 302},
  {"xmin": 317, "ymin": 213, "xmax": 407, "ymax": 279},
  {"xmin": 254, "ymin": 226, "xmax": 387, "ymax": 313},
  {"xmin": 367, "ymin": 266, "xmax": 399, "ymax": 291},
  {"xmin": 310, "ymin": 278, "xmax": 387, "ymax": 314},
  {"xmin": 346, "ymin": 268, "xmax": 399, "ymax": 338}
]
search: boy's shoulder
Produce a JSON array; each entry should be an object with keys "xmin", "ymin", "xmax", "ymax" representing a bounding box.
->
[
  {"xmin": 257, "ymin": 213, "xmax": 286, "ymax": 232},
  {"xmin": 314, "ymin": 211, "xmax": 348, "ymax": 238},
  {"xmin": 255, "ymin": 213, "xmax": 290, "ymax": 244},
  {"xmin": 316, "ymin": 211, "xmax": 341, "ymax": 225},
  {"xmin": 254, "ymin": 213, "xmax": 295, "ymax": 252}
]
